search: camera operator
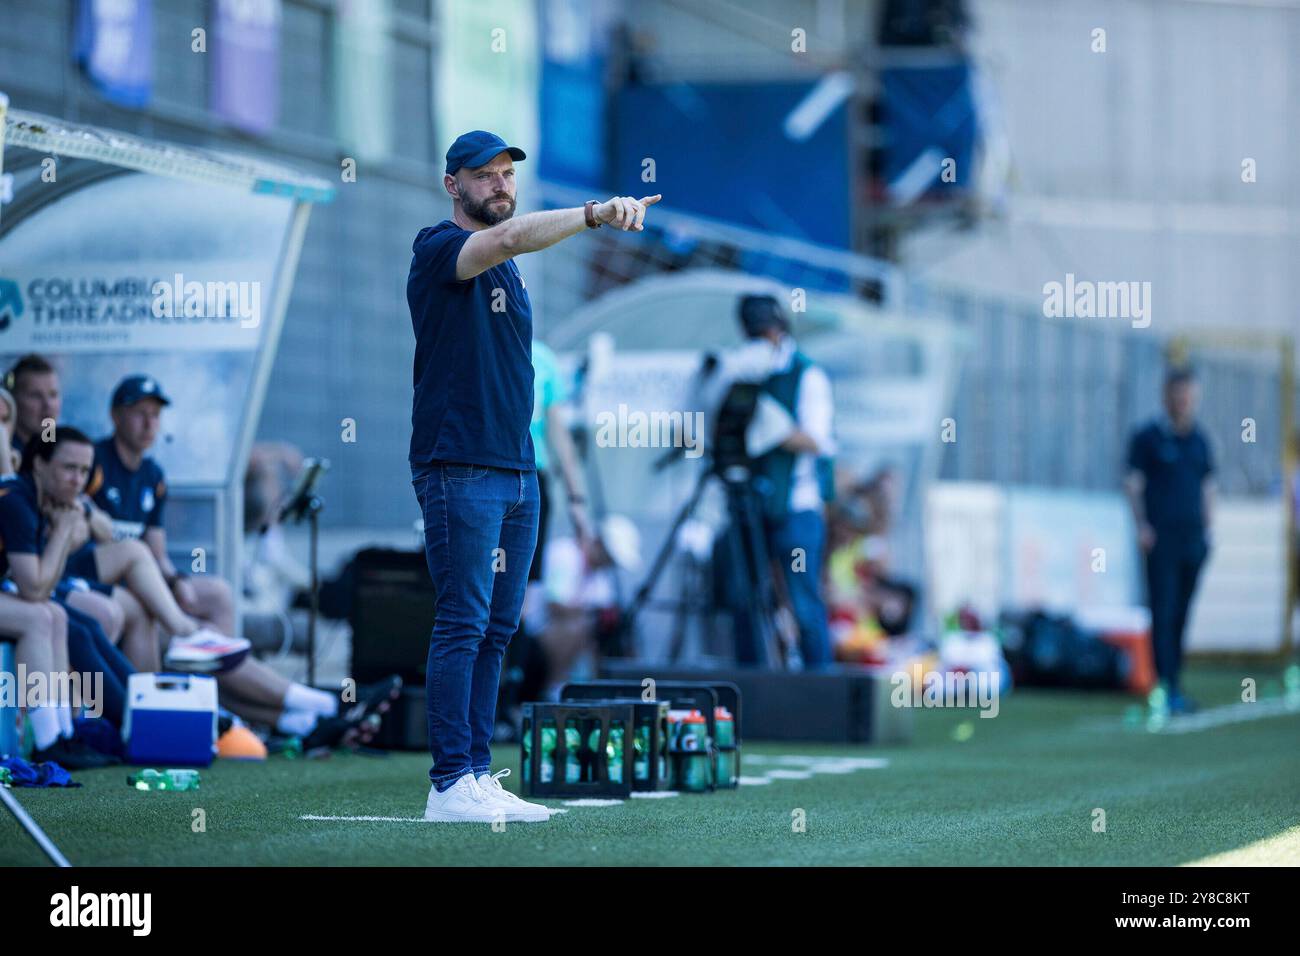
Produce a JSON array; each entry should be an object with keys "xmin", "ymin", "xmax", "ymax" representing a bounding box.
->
[{"xmin": 735, "ymin": 294, "xmax": 837, "ymax": 668}]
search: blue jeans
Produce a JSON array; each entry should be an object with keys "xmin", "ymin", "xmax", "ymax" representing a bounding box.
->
[
  {"xmin": 411, "ymin": 461, "xmax": 539, "ymax": 791},
  {"xmin": 769, "ymin": 509, "xmax": 832, "ymax": 669},
  {"xmin": 731, "ymin": 509, "xmax": 833, "ymax": 669}
]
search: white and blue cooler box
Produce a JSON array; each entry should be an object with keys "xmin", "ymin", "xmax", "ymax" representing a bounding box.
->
[
  {"xmin": 0, "ymin": 640, "xmax": 20, "ymax": 758},
  {"xmin": 123, "ymin": 672, "xmax": 219, "ymax": 766}
]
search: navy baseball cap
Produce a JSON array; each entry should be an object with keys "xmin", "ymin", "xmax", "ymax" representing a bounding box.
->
[
  {"xmin": 445, "ymin": 130, "xmax": 526, "ymax": 176},
  {"xmin": 111, "ymin": 374, "xmax": 171, "ymax": 409},
  {"xmin": 738, "ymin": 294, "xmax": 791, "ymax": 338}
]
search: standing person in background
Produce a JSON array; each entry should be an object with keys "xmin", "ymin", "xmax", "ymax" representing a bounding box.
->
[
  {"xmin": 735, "ymin": 294, "xmax": 837, "ymax": 669},
  {"xmin": 1125, "ymin": 368, "xmax": 1216, "ymax": 714},
  {"xmin": 499, "ymin": 339, "xmax": 593, "ymax": 732}
]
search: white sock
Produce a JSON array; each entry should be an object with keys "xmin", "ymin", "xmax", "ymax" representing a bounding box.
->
[
  {"xmin": 283, "ymin": 683, "xmax": 338, "ymax": 718},
  {"xmin": 30, "ymin": 707, "xmax": 62, "ymax": 751},
  {"xmin": 57, "ymin": 704, "xmax": 74, "ymax": 739},
  {"xmin": 276, "ymin": 708, "xmax": 318, "ymax": 737}
]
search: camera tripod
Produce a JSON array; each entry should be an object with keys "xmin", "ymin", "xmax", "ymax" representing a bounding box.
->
[{"xmin": 616, "ymin": 457, "xmax": 786, "ymax": 667}]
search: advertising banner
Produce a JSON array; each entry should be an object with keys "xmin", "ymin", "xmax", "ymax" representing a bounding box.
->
[
  {"xmin": 213, "ymin": 0, "xmax": 282, "ymax": 135},
  {"xmin": 74, "ymin": 0, "xmax": 153, "ymax": 108}
]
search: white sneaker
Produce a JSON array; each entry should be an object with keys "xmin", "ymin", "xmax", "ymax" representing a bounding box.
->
[
  {"xmin": 477, "ymin": 769, "xmax": 552, "ymax": 822},
  {"xmin": 164, "ymin": 627, "xmax": 251, "ymax": 673},
  {"xmin": 423, "ymin": 773, "xmax": 505, "ymax": 823}
]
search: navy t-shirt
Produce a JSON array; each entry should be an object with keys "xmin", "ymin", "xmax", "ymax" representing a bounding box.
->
[
  {"xmin": 85, "ymin": 437, "xmax": 167, "ymax": 540},
  {"xmin": 0, "ymin": 473, "xmax": 45, "ymax": 579},
  {"xmin": 406, "ymin": 219, "xmax": 536, "ymax": 470},
  {"xmin": 1127, "ymin": 419, "xmax": 1215, "ymax": 531}
]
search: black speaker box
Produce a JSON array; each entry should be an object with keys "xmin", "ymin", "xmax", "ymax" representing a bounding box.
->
[
  {"xmin": 600, "ymin": 661, "xmax": 912, "ymax": 744},
  {"xmin": 349, "ymin": 547, "xmax": 436, "ymax": 686}
]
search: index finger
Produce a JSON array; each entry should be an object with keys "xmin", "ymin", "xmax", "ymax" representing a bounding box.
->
[{"xmin": 639, "ymin": 195, "xmax": 662, "ymax": 206}]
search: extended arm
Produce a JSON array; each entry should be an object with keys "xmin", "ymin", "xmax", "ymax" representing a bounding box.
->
[{"xmin": 454, "ymin": 196, "xmax": 662, "ymax": 281}]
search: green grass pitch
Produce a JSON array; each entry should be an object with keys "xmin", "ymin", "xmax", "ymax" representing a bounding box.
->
[{"xmin": 3, "ymin": 664, "xmax": 1298, "ymax": 866}]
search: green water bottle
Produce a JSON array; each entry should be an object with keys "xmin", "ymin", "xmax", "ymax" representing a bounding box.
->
[
  {"xmin": 714, "ymin": 706, "xmax": 736, "ymax": 786},
  {"xmin": 607, "ymin": 726, "xmax": 625, "ymax": 783},
  {"xmin": 128, "ymin": 768, "xmax": 200, "ymax": 792},
  {"xmin": 633, "ymin": 722, "xmax": 650, "ymax": 781},
  {"xmin": 540, "ymin": 721, "xmax": 556, "ymax": 783},
  {"xmin": 674, "ymin": 711, "xmax": 712, "ymax": 792},
  {"xmin": 0, "ymin": 766, "xmax": 11, "ymax": 788},
  {"xmin": 521, "ymin": 718, "xmax": 533, "ymax": 784},
  {"xmin": 564, "ymin": 723, "xmax": 582, "ymax": 783}
]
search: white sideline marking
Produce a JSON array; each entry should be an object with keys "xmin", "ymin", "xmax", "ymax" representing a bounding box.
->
[
  {"xmin": 738, "ymin": 776, "xmax": 772, "ymax": 786},
  {"xmin": 299, "ymin": 810, "xmax": 569, "ymax": 822},
  {"xmin": 764, "ymin": 769, "xmax": 814, "ymax": 780},
  {"xmin": 301, "ymin": 815, "xmax": 426, "ymax": 822},
  {"xmin": 630, "ymin": 790, "xmax": 679, "ymax": 799},
  {"xmin": 1155, "ymin": 697, "xmax": 1299, "ymax": 735},
  {"xmin": 745, "ymin": 754, "xmax": 890, "ymax": 770},
  {"xmin": 563, "ymin": 798, "xmax": 624, "ymax": 807}
]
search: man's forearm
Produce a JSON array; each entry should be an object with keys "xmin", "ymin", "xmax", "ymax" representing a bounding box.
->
[{"xmin": 502, "ymin": 207, "xmax": 589, "ymax": 256}]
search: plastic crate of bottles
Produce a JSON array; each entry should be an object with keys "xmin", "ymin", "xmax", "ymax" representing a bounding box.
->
[
  {"xmin": 520, "ymin": 700, "xmax": 637, "ymax": 798},
  {"xmin": 554, "ymin": 693, "xmax": 672, "ymax": 792},
  {"xmin": 562, "ymin": 679, "xmax": 742, "ymax": 790}
]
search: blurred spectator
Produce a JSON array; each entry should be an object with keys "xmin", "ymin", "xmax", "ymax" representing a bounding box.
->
[
  {"xmin": 243, "ymin": 442, "xmax": 310, "ymax": 617},
  {"xmin": 734, "ymin": 294, "xmax": 837, "ymax": 669},
  {"xmin": 1125, "ymin": 368, "xmax": 1216, "ymax": 714},
  {"xmin": 6, "ymin": 353, "xmax": 61, "ymax": 463},
  {"xmin": 501, "ymin": 339, "xmax": 594, "ymax": 724},
  {"xmin": 533, "ymin": 514, "xmax": 642, "ymax": 697},
  {"xmin": 825, "ymin": 465, "xmax": 917, "ymax": 661}
]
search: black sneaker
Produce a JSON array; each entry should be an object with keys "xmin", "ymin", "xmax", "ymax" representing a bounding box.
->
[
  {"xmin": 342, "ymin": 675, "xmax": 403, "ymax": 717},
  {"xmin": 303, "ymin": 676, "xmax": 402, "ymax": 754},
  {"xmin": 32, "ymin": 735, "xmax": 120, "ymax": 770}
]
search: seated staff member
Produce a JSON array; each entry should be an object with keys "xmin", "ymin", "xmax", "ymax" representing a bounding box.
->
[
  {"xmin": 25, "ymin": 426, "xmax": 398, "ymax": 750},
  {"xmin": 5, "ymin": 353, "xmax": 61, "ymax": 464},
  {"xmin": 0, "ymin": 386, "xmax": 19, "ymax": 476},
  {"xmin": 0, "ymin": 459, "xmax": 126, "ymax": 768},
  {"xmin": 83, "ymin": 374, "xmax": 234, "ymax": 635}
]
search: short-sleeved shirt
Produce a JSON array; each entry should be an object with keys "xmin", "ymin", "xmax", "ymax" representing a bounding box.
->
[
  {"xmin": 1127, "ymin": 418, "xmax": 1215, "ymax": 531},
  {"xmin": 0, "ymin": 473, "xmax": 45, "ymax": 579},
  {"xmin": 406, "ymin": 219, "xmax": 536, "ymax": 470},
  {"xmin": 84, "ymin": 436, "xmax": 167, "ymax": 540},
  {"xmin": 530, "ymin": 341, "xmax": 569, "ymax": 473}
]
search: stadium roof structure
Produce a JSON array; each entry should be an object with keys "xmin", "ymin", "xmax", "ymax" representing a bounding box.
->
[{"xmin": 2, "ymin": 107, "xmax": 335, "ymax": 204}]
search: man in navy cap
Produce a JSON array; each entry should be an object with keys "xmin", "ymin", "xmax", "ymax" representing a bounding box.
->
[
  {"xmin": 82, "ymin": 374, "xmax": 236, "ymax": 634},
  {"xmin": 409, "ymin": 130, "xmax": 660, "ymax": 822}
]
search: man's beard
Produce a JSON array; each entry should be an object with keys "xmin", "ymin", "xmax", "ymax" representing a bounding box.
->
[{"xmin": 463, "ymin": 192, "xmax": 516, "ymax": 226}]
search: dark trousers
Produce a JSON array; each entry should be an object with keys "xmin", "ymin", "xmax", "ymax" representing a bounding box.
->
[
  {"xmin": 1144, "ymin": 528, "xmax": 1208, "ymax": 695},
  {"xmin": 730, "ymin": 510, "xmax": 832, "ymax": 669},
  {"xmin": 60, "ymin": 601, "xmax": 133, "ymax": 728}
]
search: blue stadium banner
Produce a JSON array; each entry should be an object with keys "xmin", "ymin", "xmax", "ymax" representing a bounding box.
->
[
  {"xmin": 212, "ymin": 0, "xmax": 282, "ymax": 135},
  {"xmin": 538, "ymin": 0, "xmax": 615, "ymax": 190},
  {"xmin": 614, "ymin": 81, "xmax": 851, "ymax": 247},
  {"xmin": 74, "ymin": 0, "xmax": 153, "ymax": 108}
]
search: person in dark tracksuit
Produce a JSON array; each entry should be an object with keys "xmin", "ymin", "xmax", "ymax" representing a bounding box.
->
[{"xmin": 1124, "ymin": 368, "xmax": 1216, "ymax": 714}]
